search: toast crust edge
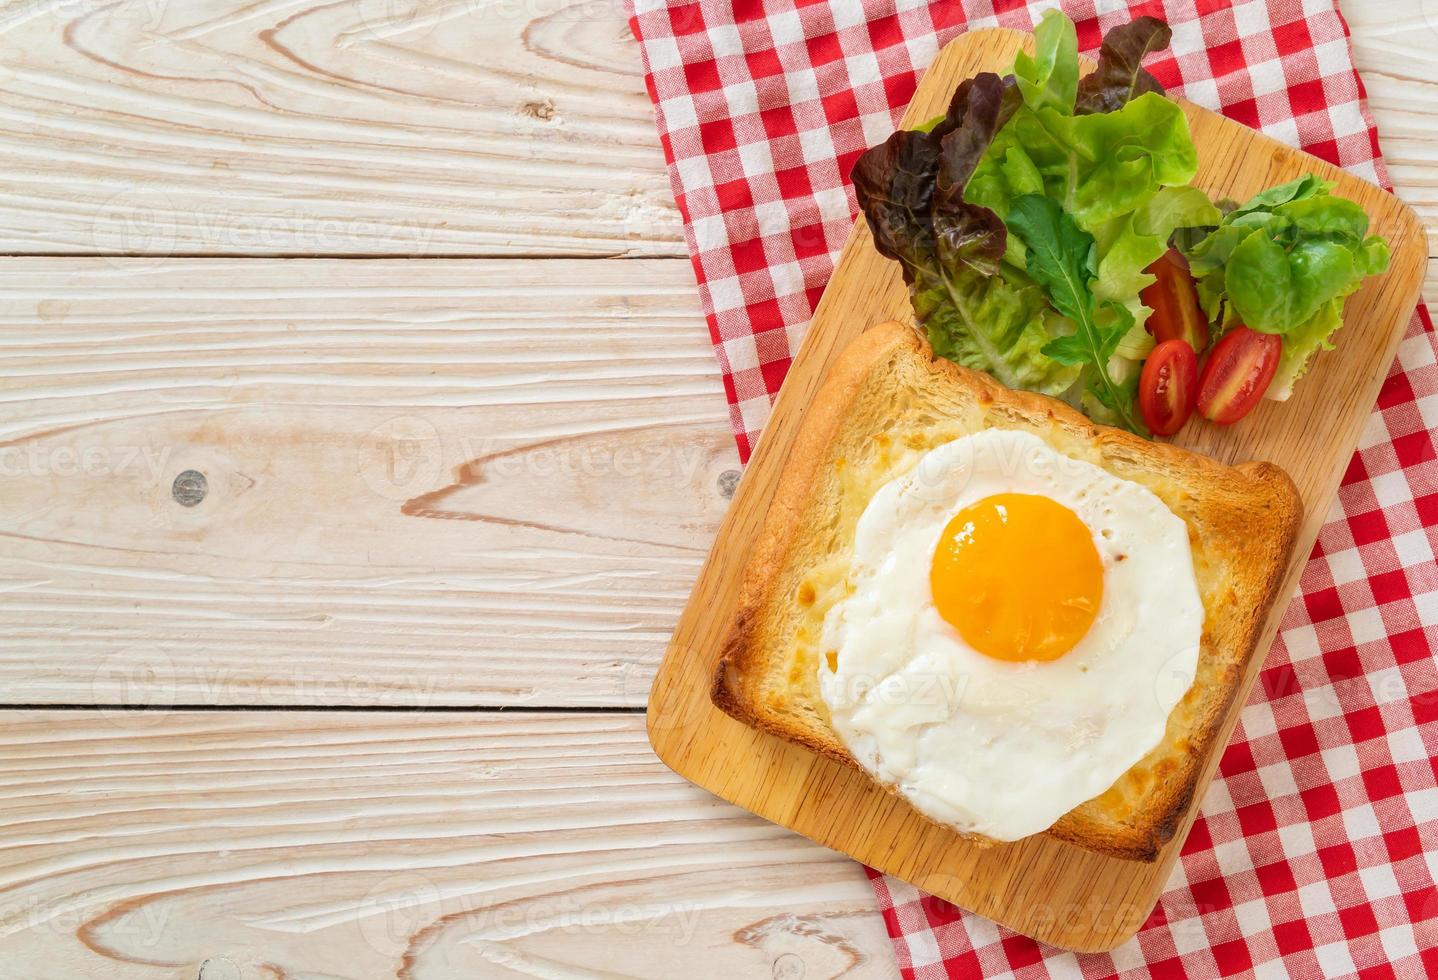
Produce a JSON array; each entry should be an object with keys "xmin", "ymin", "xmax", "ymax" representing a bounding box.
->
[{"xmin": 712, "ymin": 319, "xmax": 1303, "ymax": 861}]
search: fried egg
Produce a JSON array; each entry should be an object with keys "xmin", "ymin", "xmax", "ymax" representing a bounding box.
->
[{"xmin": 818, "ymin": 429, "xmax": 1203, "ymax": 842}]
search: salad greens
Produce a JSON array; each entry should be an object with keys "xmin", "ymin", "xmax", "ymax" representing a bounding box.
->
[
  {"xmin": 1177, "ymin": 176, "xmax": 1391, "ymax": 399},
  {"xmin": 1006, "ymin": 194, "xmax": 1142, "ymax": 430},
  {"xmin": 1010, "ymin": 6, "xmax": 1078, "ymax": 115},
  {"xmin": 851, "ymin": 9, "xmax": 1391, "ymax": 432},
  {"xmin": 1073, "ymin": 13, "xmax": 1170, "ymax": 114},
  {"xmin": 851, "ymin": 73, "xmax": 1078, "ymax": 396},
  {"xmin": 975, "ymin": 16, "xmax": 1222, "ymax": 427}
]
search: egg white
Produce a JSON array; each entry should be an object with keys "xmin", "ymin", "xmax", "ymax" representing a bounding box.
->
[{"xmin": 818, "ymin": 429, "xmax": 1203, "ymax": 842}]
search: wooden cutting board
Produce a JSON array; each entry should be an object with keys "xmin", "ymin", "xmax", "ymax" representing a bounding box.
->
[{"xmin": 647, "ymin": 28, "xmax": 1429, "ymax": 952}]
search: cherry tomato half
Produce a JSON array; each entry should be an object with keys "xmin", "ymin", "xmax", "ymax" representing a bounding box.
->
[
  {"xmin": 1196, "ymin": 326, "xmax": 1282, "ymax": 425},
  {"xmin": 1139, "ymin": 339, "xmax": 1198, "ymax": 437},
  {"xmin": 1142, "ymin": 250, "xmax": 1209, "ymax": 353}
]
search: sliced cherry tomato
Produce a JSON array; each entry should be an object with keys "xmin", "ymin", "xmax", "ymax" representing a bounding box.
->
[
  {"xmin": 1196, "ymin": 326, "xmax": 1282, "ymax": 425},
  {"xmin": 1141, "ymin": 249, "xmax": 1209, "ymax": 353},
  {"xmin": 1139, "ymin": 339, "xmax": 1198, "ymax": 437}
]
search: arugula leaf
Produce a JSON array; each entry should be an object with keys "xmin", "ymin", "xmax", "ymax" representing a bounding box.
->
[
  {"xmin": 1007, "ymin": 194, "xmax": 1144, "ymax": 432},
  {"xmin": 1005, "ymin": 194, "xmax": 1094, "ymax": 329},
  {"xmin": 1074, "ymin": 16, "xmax": 1171, "ymax": 115}
]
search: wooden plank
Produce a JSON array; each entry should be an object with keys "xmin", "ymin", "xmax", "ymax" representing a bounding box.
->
[
  {"xmin": 0, "ymin": 258, "xmax": 739, "ymax": 707},
  {"xmin": 0, "ymin": 0, "xmax": 1431, "ymax": 262},
  {"xmin": 1346, "ymin": 0, "xmax": 1438, "ymax": 245},
  {"xmin": 648, "ymin": 29, "xmax": 1431, "ymax": 952},
  {"xmin": 0, "ymin": 0, "xmax": 683, "ymax": 257},
  {"xmin": 0, "ymin": 711, "xmax": 897, "ymax": 980}
]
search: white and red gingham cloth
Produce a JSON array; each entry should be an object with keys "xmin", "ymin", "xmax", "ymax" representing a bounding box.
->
[{"xmin": 626, "ymin": 1, "xmax": 1438, "ymax": 976}]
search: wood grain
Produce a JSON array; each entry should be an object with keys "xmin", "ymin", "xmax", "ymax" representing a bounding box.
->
[
  {"xmin": 1346, "ymin": 0, "xmax": 1438, "ymax": 242},
  {"xmin": 0, "ymin": 258, "xmax": 738, "ymax": 707},
  {"xmin": 0, "ymin": 0, "xmax": 1432, "ymax": 262},
  {"xmin": 648, "ymin": 29, "xmax": 1431, "ymax": 952},
  {"xmin": 0, "ymin": 711, "xmax": 897, "ymax": 980},
  {"xmin": 0, "ymin": 6, "xmax": 1426, "ymax": 980},
  {"xmin": 0, "ymin": 0, "xmax": 683, "ymax": 257}
]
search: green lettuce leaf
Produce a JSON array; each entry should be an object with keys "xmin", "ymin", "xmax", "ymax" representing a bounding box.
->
[
  {"xmin": 1267, "ymin": 297, "xmax": 1342, "ymax": 401},
  {"xmin": 1176, "ymin": 177, "xmax": 1392, "ymax": 399},
  {"xmin": 970, "ymin": 93, "xmax": 1198, "ymax": 231},
  {"xmin": 1225, "ymin": 224, "xmax": 1357, "ymax": 331},
  {"xmin": 1228, "ymin": 174, "xmax": 1330, "ymax": 219},
  {"xmin": 1092, "ymin": 185, "xmax": 1221, "ymax": 351},
  {"xmin": 853, "ymin": 10, "xmax": 1239, "ymax": 433},
  {"xmin": 914, "ymin": 265, "xmax": 1079, "ymax": 395},
  {"xmin": 1183, "ymin": 222, "xmax": 1250, "ymax": 279},
  {"xmin": 960, "ymin": 10, "xmax": 1204, "ymax": 431},
  {"xmin": 1013, "ymin": 9, "xmax": 1078, "ymax": 115},
  {"xmin": 967, "ymin": 93, "xmax": 1211, "ymax": 365}
]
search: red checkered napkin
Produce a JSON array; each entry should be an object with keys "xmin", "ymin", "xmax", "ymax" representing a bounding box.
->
[{"xmin": 627, "ymin": 1, "xmax": 1437, "ymax": 976}]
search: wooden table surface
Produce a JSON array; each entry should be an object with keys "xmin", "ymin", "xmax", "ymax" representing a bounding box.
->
[{"xmin": 0, "ymin": 2, "xmax": 1432, "ymax": 977}]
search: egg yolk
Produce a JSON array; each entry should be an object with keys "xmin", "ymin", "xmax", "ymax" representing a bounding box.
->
[{"xmin": 929, "ymin": 493, "xmax": 1103, "ymax": 662}]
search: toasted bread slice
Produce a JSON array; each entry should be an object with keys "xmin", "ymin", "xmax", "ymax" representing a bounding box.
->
[{"xmin": 712, "ymin": 320, "xmax": 1302, "ymax": 861}]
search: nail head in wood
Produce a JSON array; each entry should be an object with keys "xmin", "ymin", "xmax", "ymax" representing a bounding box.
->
[
  {"xmin": 172, "ymin": 469, "xmax": 208, "ymax": 507},
  {"xmin": 718, "ymin": 469, "xmax": 740, "ymax": 499}
]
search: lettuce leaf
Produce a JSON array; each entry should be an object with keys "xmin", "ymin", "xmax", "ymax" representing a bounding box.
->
[
  {"xmin": 1093, "ymin": 185, "xmax": 1221, "ymax": 357},
  {"xmin": 852, "ymin": 10, "xmax": 1224, "ymax": 433},
  {"xmin": 1074, "ymin": 16, "xmax": 1171, "ymax": 115},
  {"xmin": 970, "ymin": 14, "xmax": 1197, "ymax": 233},
  {"xmin": 968, "ymin": 11, "xmax": 1204, "ymax": 310},
  {"xmin": 851, "ymin": 73, "xmax": 1078, "ymax": 395},
  {"xmin": 913, "ymin": 266, "xmax": 1077, "ymax": 396},
  {"xmin": 1013, "ymin": 9, "xmax": 1078, "ymax": 115},
  {"xmin": 968, "ymin": 93, "xmax": 1198, "ymax": 232},
  {"xmin": 1267, "ymin": 298, "xmax": 1342, "ymax": 401},
  {"xmin": 1225, "ymin": 222, "xmax": 1357, "ymax": 329},
  {"xmin": 1228, "ymin": 174, "xmax": 1330, "ymax": 218},
  {"xmin": 1176, "ymin": 178, "xmax": 1391, "ymax": 399},
  {"xmin": 853, "ymin": 6, "xmax": 1393, "ymax": 430},
  {"xmin": 966, "ymin": 93, "xmax": 1207, "ymax": 365}
]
